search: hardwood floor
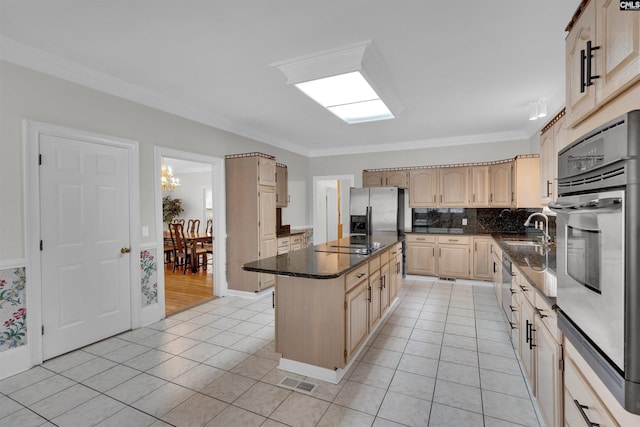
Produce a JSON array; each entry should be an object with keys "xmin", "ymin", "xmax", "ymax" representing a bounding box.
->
[{"xmin": 164, "ymin": 261, "xmax": 215, "ymax": 316}]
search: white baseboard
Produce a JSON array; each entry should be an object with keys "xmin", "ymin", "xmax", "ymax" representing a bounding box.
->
[
  {"xmin": 225, "ymin": 287, "xmax": 273, "ymax": 300},
  {"xmin": 0, "ymin": 345, "xmax": 32, "ymax": 380}
]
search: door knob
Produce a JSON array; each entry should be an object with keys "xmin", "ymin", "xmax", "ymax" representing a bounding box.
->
[{"xmin": 120, "ymin": 247, "xmax": 131, "ymax": 254}]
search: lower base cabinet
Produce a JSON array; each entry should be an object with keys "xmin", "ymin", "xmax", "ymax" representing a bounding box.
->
[
  {"xmin": 345, "ymin": 280, "xmax": 369, "ymax": 361},
  {"xmin": 406, "ymin": 235, "xmax": 437, "ymax": 275},
  {"xmin": 438, "ymin": 243, "xmax": 470, "ymax": 278}
]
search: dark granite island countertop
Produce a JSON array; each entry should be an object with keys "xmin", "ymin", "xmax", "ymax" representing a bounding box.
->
[{"xmin": 243, "ymin": 232, "xmax": 404, "ymax": 279}]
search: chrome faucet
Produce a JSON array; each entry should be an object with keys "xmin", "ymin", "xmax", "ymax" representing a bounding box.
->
[{"xmin": 524, "ymin": 212, "xmax": 551, "ymax": 244}]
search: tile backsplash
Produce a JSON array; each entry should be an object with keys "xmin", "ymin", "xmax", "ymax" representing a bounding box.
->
[{"xmin": 412, "ymin": 208, "xmax": 556, "ymax": 238}]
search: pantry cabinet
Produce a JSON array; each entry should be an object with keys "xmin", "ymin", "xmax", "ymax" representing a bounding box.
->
[
  {"xmin": 565, "ymin": 0, "xmax": 640, "ymax": 127},
  {"xmin": 226, "ymin": 153, "xmax": 277, "ymax": 292},
  {"xmin": 439, "ymin": 166, "xmax": 469, "ymax": 207},
  {"xmin": 409, "ymin": 169, "xmax": 438, "ymax": 207}
]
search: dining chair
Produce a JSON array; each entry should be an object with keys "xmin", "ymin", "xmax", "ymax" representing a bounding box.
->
[
  {"xmin": 170, "ymin": 222, "xmax": 208, "ymax": 273},
  {"xmin": 203, "ymin": 219, "xmax": 214, "ymax": 256},
  {"xmin": 173, "ymin": 218, "xmax": 185, "ymax": 226},
  {"xmin": 168, "ymin": 222, "xmax": 187, "ymax": 273},
  {"xmin": 187, "ymin": 219, "xmax": 200, "ymax": 233}
]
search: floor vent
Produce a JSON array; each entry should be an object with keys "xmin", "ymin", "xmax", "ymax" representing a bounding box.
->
[
  {"xmin": 277, "ymin": 376, "xmax": 318, "ymax": 395},
  {"xmin": 438, "ymin": 277, "xmax": 456, "ymax": 281}
]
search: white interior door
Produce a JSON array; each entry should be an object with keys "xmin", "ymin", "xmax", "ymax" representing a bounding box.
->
[
  {"xmin": 40, "ymin": 134, "xmax": 132, "ymax": 360},
  {"xmin": 326, "ymin": 186, "xmax": 338, "ymax": 242}
]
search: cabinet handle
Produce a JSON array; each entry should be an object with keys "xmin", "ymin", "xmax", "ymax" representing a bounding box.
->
[
  {"xmin": 580, "ymin": 48, "xmax": 587, "ymax": 93},
  {"xmin": 574, "ymin": 400, "xmax": 601, "ymax": 427},
  {"xmin": 520, "ymin": 285, "xmax": 528, "ymax": 292},
  {"xmin": 272, "ymin": 291, "xmax": 275, "ymax": 309},
  {"xmin": 440, "ymin": 194, "xmax": 443, "ymax": 203},
  {"xmin": 509, "ymin": 288, "xmax": 516, "ymax": 295},
  {"xmin": 357, "ymin": 273, "xmax": 366, "ymax": 279},
  {"xmin": 508, "ymin": 321, "xmax": 517, "ymax": 330},
  {"xmin": 472, "ymin": 194, "xmax": 475, "ymax": 203},
  {"xmin": 586, "ymin": 40, "xmax": 601, "ymax": 88},
  {"xmin": 490, "ymin": 194, "xmax": 493, "ymax": 203},
  {"xmin": 367, "ymin": 285, "xmax": 372, "ymax": 302},
  {"xmin": 416, "ymin": 237, "xmax": 425, "ymax": 241},
  {"xmin": 448, "ymin": 239, "xmax": 458, "ymax": 242},
  {"xmin": 432, "ymin": 247, "xmax": 435, "ymax": 256},
  {"xmin": 509, "ymin": 305, "xmax": 517, "ymax": 312},
  {"xmin": 546, "ymin": 180, "xmax": 552, "ymax": 198},
  {"xmin": 535, "ymin": 307, "xmax": 548, "ymax": 319},
  {"xmin": 525, "ymin": 319, "xmax": 530, "ymax": 344},
  {"xmin": 433, "ymin": 195, "xmax": 436, "ymax": 203}
]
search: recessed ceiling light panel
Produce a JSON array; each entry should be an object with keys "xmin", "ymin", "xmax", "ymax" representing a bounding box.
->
[{"xmin": 273, "ymin": 41, "xmax": 404, "ymax": 124}]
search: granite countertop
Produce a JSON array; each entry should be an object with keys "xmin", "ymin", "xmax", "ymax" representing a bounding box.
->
[
  {"xmin": 409, "ymin": 227, "xmax": 491, "ymax": 235},
  {"xmin": 494, "ymin": 235, "xmax": 558, "ymax": 306},
  {"xmin": 243, "ymin": 232, "xmax": 403, "ymax": 279},
  {"xmin": 276, "ymin": 229, "xmax": 307, "ymax": 237}
]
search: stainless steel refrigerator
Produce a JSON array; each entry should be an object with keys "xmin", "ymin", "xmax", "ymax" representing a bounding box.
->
[{"xmin": 349, "ymin": 187, "xmax": 405, "ymax": 234}]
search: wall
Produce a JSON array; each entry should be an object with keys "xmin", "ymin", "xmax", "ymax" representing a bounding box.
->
[
  {"xmin": 0, "ymin": 60, "xmax": 308, "ymax": 377},
  {"xmin": 163, "ymin": 170, "xmax": 212, "ymax": 227}
]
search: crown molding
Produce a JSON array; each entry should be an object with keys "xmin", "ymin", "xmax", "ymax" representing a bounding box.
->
[
  {"xmin": 306, "ymin": 130, "xmax": 529, "ymax": 158},
  {"xmin": 0, "ymin": 36, "xmax": 312, "ymax": 157}
]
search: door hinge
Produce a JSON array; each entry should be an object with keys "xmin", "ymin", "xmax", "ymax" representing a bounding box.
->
[
  {"xmin": 40, "ymin": 240, "xmax": 43, "ymax": 251},
  {"xmin": 344, "ymin": 349, "xmax": 347, "ymax": 361},
  {"xmin": 559, "ymin": 359, "xmax": 564, "ymax": 372},
  {"xmin": 41, "ymin": 325, "xmax": 45, "ymax": 335},
  {"xmin": 39, "ymin": 154, "xmax": 42, "ymax": 165},
  {"xmin": 344, "ymin": 301, "xmax": 347, "ymax": 310}
]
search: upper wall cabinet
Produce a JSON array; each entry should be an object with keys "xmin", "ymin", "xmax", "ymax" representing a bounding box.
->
[
  {"xmin": 513, "ymin": 157, "xmax": 541, "ymax": 208},
  {"xmin": 439, "ymin": 167, "xmax": 469, "ymax": 207},
  {"xmin": 276, "ymin": 163, "xmax": 288, "ymax": 208},
  {"xmin": 539, "ymin": 110, "xmax": 566, "ymax": 206},
  {"xmin": 489, "ymin": 162, "xmax": 513, "ymax": 207},
  {"xmin": 363, "ymin": 170, "xmax": 408, "ymax": 188},
  {"xmin": 470, "ymin": 166, "xmax": 490, "ymax": 207},
  {"xmin": 409, "ymin": 169, "xmax": 438, "ymax": 207},
  {"xmin": 565, "ymin": 0, "xmax": 640, "ymax": 128}
]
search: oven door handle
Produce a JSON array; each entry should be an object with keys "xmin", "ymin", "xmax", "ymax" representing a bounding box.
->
[{"xmin": 548, "ymin": 197, "xmax": 622, "ymax": 213}]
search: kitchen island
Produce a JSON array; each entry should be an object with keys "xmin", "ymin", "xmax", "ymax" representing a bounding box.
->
[{"xmin": 243, "ymin": 232, "xmax": 404, "ymax": 383}]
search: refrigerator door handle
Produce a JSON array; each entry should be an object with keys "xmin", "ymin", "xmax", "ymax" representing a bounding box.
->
[{"xmin": 366, "ymin": 206, "xmax": 372, "ymax": 235}]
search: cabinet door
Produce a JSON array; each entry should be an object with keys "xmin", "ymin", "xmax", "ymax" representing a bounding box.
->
[
  {"xmin": 565, "ymin": 0, "xmax": 597, "ymax": 127},
  {"xmin": 276, "ymin": 165, "xmax": 288, "ymax": 208},
  {"xmin": 472, "ymin": 238, "xmax": 491, "ymax": 280},
  {"xmin": 384, "ymin": 170, "xmax": 408, "ymax": 188},
  {"xmin": 539, "ymin": 129, "xmax": 556, "ymax": 205},
  {"xmin": 439, "ymin": 167, "xmax": 469, "ymax": 207},
  {"xmin": 258, "ymin": 157, "xmax": 277, "ymax": 187},
  {"xmin": 259, "ymin": 186, "xmax": 277, "ymax": 289},
  {"xmin": 489, "ymin": 163, "xmax": 512, "ymax": 207},
  {"xmin": 346, "ymin": 281, "xmax": 369, "ymax": 362},
  {"xmin": 406, "ymin": 243, "xmax": 436, "ymax": 276},
  {"xmin": 363, "ymin": 171, "xmax": 384, "ymax": 187},
  {"xmin": 409, "ymin": 169, "xmax": 438, "ymax": 207},
  {"xmin": 535, "ymin": 322, "xmax": 563, "ymax": 427},
  {"xmin": 596, "ymin": 0, "xmax": 640, "ymax": 105},
  {"xmin": 438, "ymin": 244, "xmax": 470, "ymax": 279},
  {"xmin": 380, "ymin": 262, "xmax": 390, "ymax": 314},
  {"xmin": 368, "ymin": 270, "xmax": 381, "ymax": 330},
  {"xmin": 470, "ymin": 166, "xmax": 490, "ymax": 207},
  {"xmin": 519, "ymin": 298, "xmax": 536, "ymax": 389}
]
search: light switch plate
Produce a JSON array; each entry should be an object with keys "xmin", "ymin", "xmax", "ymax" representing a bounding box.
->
[
  {"xmin": 142, "ymin": 226, "xmax": 149, "ymax": 237},
  {"xmin": 462, "ymin": 218, "xmax": 468, "ymax": 225}
]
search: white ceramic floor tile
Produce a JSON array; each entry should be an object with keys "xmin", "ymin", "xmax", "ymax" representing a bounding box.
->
[
  {"xmin": 361, "ymin": 347, "xmax": 403, "ymax": 369},
  {"xmin": 439, "ymin": 345, "xmax": 479, "ymax": 368},
  {"xmin": 161, "ymin": 393, "xmax": 228, "ymax": 426},
  {"xmin": 96, "ymin": 406, "xmax": 158, "ymax": 427},
  {"xmin": 233, "ymin": 382, "xmax": 291, "ymax": 417},
  {"xmin": 437, "ymin": 361, "xmax": 481, "ymax": 388},
  {"xmin": 316, "ymin": 403, "xmax": 374, "ymax": 427},
  {"xmin": 269, "ymin": 391, "xmax": 330, "ymax": 427},
  {"xmin": 428, "ymin": 402, "xmax": 484, "ymax": 427},
  {"xmin": 203, "ymin": 348, "xmax": 249, "ymax": 370},
  {"xmin": 0, "ymin": 394, "xmax": 24, "ymax": 418},
  {"xmin": 433, "ymin": 379, "xmax": 483, "ymax": 414},
  {"xmin": 42, "ymin": 351, "xmax": 97, "ymax": 373},
  {"xmin": 122, "ymin": 348, "xmax": 174, "ymax": 371},
  {"xmin": 83, "ymin": 337, "xmax": 130, "ymax": 356},
  {"xmin": 199, "ymin": 372, "xmax": 256, "ymax": 403},
  {"xmin": 388, "ymin": 370, "xmax": 436, "ymax": 401},
  {"xmin": 131, "ymin": 382, "xmax": 195, "ymax": 418},
  {"xmin": 480, "ymin": 369, "xmax": 531, "ymax": 399},
  {"xmin": 179, "ymin": 342, "xmax": 225, "ymax": 362},
  {"xmin": 102, "ymin": 342, "xmax": 152, "ymax": 363},
  {"xmin": 51, "ymin": 394, "xmax": 125, "ymax": 427},
  {"xmin": 482, "ymin": 389, "xmax": 540, "ymax": 427},
  {"xmin": 377, "ymin": 390, "xmax": 431, "ymax": 426},
  {"xmin": 204, "ymin": 404, "xmax": 265, "ymax": 427},
  {"xmin": 397, "ymin": 353, "xmax": 439, "ymax": 378},
  {"xmin": 0, "ymin": 366, "xmax": 55, "ymax": 394},
  {"xmin": 9, "ymin": 374, "xmax": 76, "ymax": 406},
  {"xmin": 82, "ymin": 364, "xmax": 140, "ymax": 392},
  {"xmin": 61, "ymin": 356, "xmax": 117, "ymax": 382},
  {"xmin": 230, "ymin": 355, "xmax": 279, "ymax": 380},
  {"xmin": 349, "ymin": 362, "xmax": 396, "ymax": 389},
  {"xmin": 333, "ymin": 381, "xmax": 387, "ymax": 415},
  {"xmin": 0, "ymin": 407, "xmax": 49, "ymax": 426},
  {"xmin": 172, "ymin": 363, "xmax": 226, "ymax": 391},
  {"xmin": 105, "ymin": 373, "xmax": 166, "ymax": 405},
  {"xmin": 146, "ymin": 355, "xmax": 199, "ymax": 381}
]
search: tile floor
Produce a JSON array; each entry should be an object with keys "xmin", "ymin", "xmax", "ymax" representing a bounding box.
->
[{"xmin": 0, "ymin": 278, "xmax": 542, "ymax": 427}]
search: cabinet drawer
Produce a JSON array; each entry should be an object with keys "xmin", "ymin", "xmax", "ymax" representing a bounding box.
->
[
  {"xmin": 346, "ymin": 264, "xmax": 369, "ymax": 292},
  {"xmin": 518, "ymin": 276, "xmax": 535, "ymax": 306},
  {"xmin": 437, "ymin": 235, "xmax": 470, "ymax": 245},
  {"xmin": 406, "ymin": 234, "xmax": 436, "ymax": 243},
  {"xmin": 564, "ymin": 357, "xmax": 619, "ymax": 427},
  {"xmin": 369, "ymin": 255, "xmax": 381, "ymax": 272},
  {"xmin": 534, "ymin": 295, "xmax": 560, "ymax": 344},
  {"xmin": 290, "ymin": 234, "xmax": 303, "ymax": 245},
  {"xmin": 379, "ymin": 248, "xmax": 390, "ymax": 265},
  {"xmin": 277, "ymin": 237, "xmax": 290, "ymax": 248},
  {"xmin": 290, "ymin": 243, "xmax": 301, "ymax": 251}
]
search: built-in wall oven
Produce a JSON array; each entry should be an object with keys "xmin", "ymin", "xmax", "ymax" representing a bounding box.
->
[{"xmin": 549, "ymin": 110, "xmax": 640, "ymax": 414}]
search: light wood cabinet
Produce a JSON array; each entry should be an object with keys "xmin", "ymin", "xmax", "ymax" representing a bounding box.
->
[
  {"xmin": 491, "ymin": 240, "xmax": 503, "ymax": 306},
  {"xmin": 276, "ymin": 163, "xmax": 288, "ymax": 208},
  {"xmin": 368, "ymin": 268, "xmax": 381, "ymax": 330},
  {"xmin": 389, "ymin": 243, "xmax": 402, "ymax": 301},
  {"xmin": 406, "ymin": 235, "xmax": 437, "ymax": 276},
  {"xmin": 277, "ymin": 236, "xmax": 290, "ymax": 255},
  {"xmin": 470, "ymin": 166, "xmax": 490, "ymax": 207},
  {"xmin": 489, "ymin": 162, "xmax": 513, "ymax": 207},
  {"xmin": 472, "ymin": 237, "xmax": 492, "ymax": 280},
  {"xmin": 346, "ymin": 280, "xmax": 369, "ymax": 362},
  {"xmin": 439, "ymin": 166, "xmax": 469, "ymax": 207},
  {"xmin": 226, "ymin": 153, "xmax": 277, "ymax": 293},
  {"xmin": 363, "ymin": 170, "xmax": 408, "ymax": 188},
  {"xmin": 380, "ymin": 261, "xmax": 390, "ymax": 316},
  {"xmin": 539, "ymin": 113, "xmax": 566, "ymax": 206},
  {"xmin": 438, "ymin": 237, "xmax": 470, "ymax": 279},
  {"xmin": 409, "ymin": 169, "xmax": 438, "ymax": 207},
  {"xmin": 566, "ymin": 0, "xmax": 640, "ymax": 128},
  {"xmin": 513, "ymin": 156, "xmax": 541, "ymax": 208},
  {"xmin": 536, "ymin": 313, "xmax": 563, "ymax": 427}
]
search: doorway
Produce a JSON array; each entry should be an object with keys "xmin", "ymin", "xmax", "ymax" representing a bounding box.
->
[
  {"xmin": 154, "ymin": 148, "xmax": 226, "ymax": 318},
  {"xmin": 313, "ymin": 175, "xmax": 354, "ymax": 245},
  {"xmin": 162, "ymin": 157, "xmax": 213, "ymax": 316}
]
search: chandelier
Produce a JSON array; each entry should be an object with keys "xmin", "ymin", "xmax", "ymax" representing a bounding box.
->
[{"xmin": 161, "ymin": 161, "xmax": 181, "ymax": 192}]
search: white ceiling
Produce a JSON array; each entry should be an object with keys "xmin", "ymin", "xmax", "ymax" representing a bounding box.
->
[{"xmin": 0, "ymin": 0, "xmax": 578, "ymax": 157}]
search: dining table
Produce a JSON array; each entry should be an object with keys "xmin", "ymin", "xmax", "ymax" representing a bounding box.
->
[{"xmin": 164, "ymin": 230, "xmax": 213, "ymax": 273}]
